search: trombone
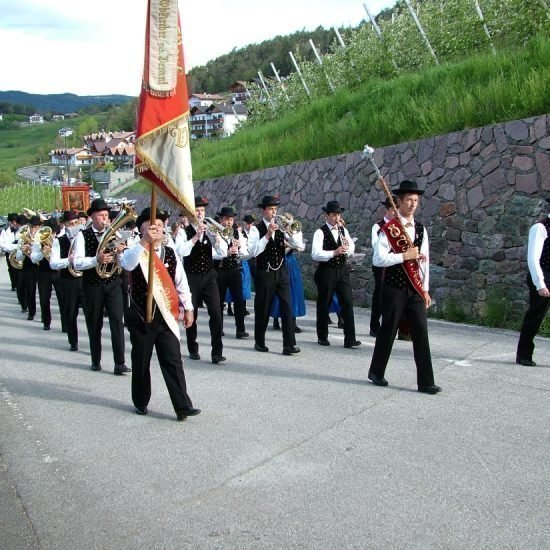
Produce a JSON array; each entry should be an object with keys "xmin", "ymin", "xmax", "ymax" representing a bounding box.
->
[
  {"xmin": 202, "ymin": 217, "xmax": 233, "ymax": 239},
  {"xmin": 273, "ymin": 213, "xmax": 302, "ymax": 235}
]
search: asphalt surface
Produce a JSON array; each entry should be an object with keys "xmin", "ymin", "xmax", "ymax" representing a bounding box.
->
[{"xmin": 0, "ymin": 260, "xmax": 549, "ymax": 549}]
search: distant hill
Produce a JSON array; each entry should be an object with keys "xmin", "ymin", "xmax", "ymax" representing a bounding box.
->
[{"xmin": 0, "ymin": 91, "xmax": 134, "ymax": 114}]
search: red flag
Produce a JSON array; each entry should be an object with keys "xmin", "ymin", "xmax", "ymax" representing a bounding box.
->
[{"xmin": 135, "ymin": 0, "xmax": 195, "ymax": 218}]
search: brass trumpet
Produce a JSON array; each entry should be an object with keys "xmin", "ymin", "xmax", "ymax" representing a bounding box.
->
[
  {"xmin": 273, "ymin": 213, "xmax": 302, "ymax": 235},
  {"xmin": 202, "ymin": 217, "xmax": 233, "ymax": 239},
  {"xmin": 95, "ymin": 203, "xmax": 137, "ymax": 279},
  {"xmin": 9, "ymin": 225, "xmax": 32, "ymax": 270}
]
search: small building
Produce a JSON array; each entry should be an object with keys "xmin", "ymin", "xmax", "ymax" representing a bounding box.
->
[
  {"xmin": 29, "ymin": 114, "xmax": 44, "ymax": 124},
  {"xmin": 228, "ymin": 81, "xmax": 252, "ymax": 104},
  {"xmin": 189, "ymin": 103, "xmax": 247, "ymax": 140},
  {"xmin": 52, "ymin": 114, "xmax": 65, "ymax": 122}
]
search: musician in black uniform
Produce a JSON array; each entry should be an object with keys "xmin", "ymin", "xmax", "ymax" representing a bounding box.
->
[
  {"xmin": 368, "ymin": 180, "xmax": 441, "ymax": 394},
  {"xmin": 311, "ymin": 201, "xmax": 361, "ymax": 349},
  {"xmin": 247, "ymin": 195, "xmax": 300, "ymax": 355},
  {"xmin": 175, "ymin": 196, "xmax": 227, "ymax": 364},
  {"xmin": 73, "ymin": 199, "xmax": 129, "ymax": 374},
  {"xmin": 120, "ymin": 207, "xmax": 200, "ymax": 420},
  {"xmin": 50, "ymin": 211, "xmax": 86, "ymax": 351},
  {"xmin": 516, "ymin": 198, "xmax": 550, "ymax": 366},
  {"xmin": 370, "ymin": 197, "xmax": 397, "ymax": 337},
  {"xmin": 1, "ymin": 213, "xmax": 19, "ymax": 291},
  {"xmin": 214, "ymin": 206, "xmax": 249, "ymax": 339},
  {"xmin": 16, "ymin": 215, "xmax": 42, "ymax": 321},
  {"xmin": 31, "ymin": 218, "xmax": 65, "ymax": 331}
]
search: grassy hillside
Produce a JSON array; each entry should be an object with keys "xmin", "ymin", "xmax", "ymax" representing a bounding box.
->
[
  {"xmin": 189, "ymin": 37, "xmax": 550, "ymax": 182},
  {"xmin": 0, "ymin": 113, "xmax": 110, "ymax": 180}
]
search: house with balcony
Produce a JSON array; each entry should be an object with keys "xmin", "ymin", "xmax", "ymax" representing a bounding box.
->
[
  {"xmin": 49, "ymin": 147, "xmax": 94, "ymax": 167},
  {"xmin": 188, "ymin": 93, "xmax": 226, "ymax": 109},
  {"xmin": 190, "ymin": 103, "xmax": 247, "ymax": 140},
  {"xmin": 228, "ymin": 81, "xmax": 252, "ymax": 104}
]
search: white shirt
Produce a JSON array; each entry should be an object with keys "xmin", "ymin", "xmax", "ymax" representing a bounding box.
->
[
  {"xmin": 73, "ymin": 227, "xmax": 105, "ymax": 271},
  {"xmin": 0, "ymin": 225, "xmax": 18, "ymax": 253},
  {"xmin": 373, "ymin": 214, "xmax": 430, "ymax": 291},
  {"xmin": 527, "ymin": 214, "xmax": 549, "ymax": 291},
  {"xmin": 49, "ymin": 238, "xmax": 70, "ymax": 270},
  {"xmin": 119, "ymin": 243, "xmax": 193, "ymax": 311},
  {"xmin": 371, "ymin": 216, "xmax": 391, "ymax": 249},
  {"xmin": 248, "ymin": 219, "xmax": 303, "ymax": 258},
  {"xmin": 311, "ymin": 222, "xmax": 355, "ymax": 262},
  {"xmin": 30, "ymin": 242, "xmax": 46, "ymax": 264},
  {"xmin": 174, "ymin": 225, "xmax": 227, "ymax": 259}
]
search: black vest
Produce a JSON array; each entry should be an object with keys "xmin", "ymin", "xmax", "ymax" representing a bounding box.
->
[
  {"xmin": 538, "ymin": 218, "xmax": 550, "ymax": 276},
  {"xmin": 384, "ymin": 221, "xmax": 425, "ymax": 289},
  {"xmin": 82, "ymin": 226, "xmax": 119, "ymax": 285},
  {"xmin": 214, "ymin": 228, "xmax": 240, "ymax": 270},
  {"xmin": 183, "ymin": 225, "xmax": 214, "ymax": 274},
  {"xmin": 255, "ymin": 222, "xmax": 285, "ymax": 271},
  {"xmin": 58, "ymin": 235, "xmax": 73, "ymax": 279},
  {"xmin": 130, "ymin": 246, "xmax": 178, "ymax": 315},
  {"xmin": 320, "ymin": 224, "xmax": 347, "ymax": 268}
]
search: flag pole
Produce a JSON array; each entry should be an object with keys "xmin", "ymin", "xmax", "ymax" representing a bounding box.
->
[{"xmin": 145, "ymin": 185, "xmax": 157, "ymax": 323}]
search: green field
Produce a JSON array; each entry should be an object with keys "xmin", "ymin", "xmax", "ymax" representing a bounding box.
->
[{"xmin": 0, "ymin": 183, "xmax": 61, "ymax": 214}]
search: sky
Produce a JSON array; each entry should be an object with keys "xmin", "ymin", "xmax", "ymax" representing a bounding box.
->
[{"xmin": 0, "ymin": 0, "xmax": 395, "ymax": 97}]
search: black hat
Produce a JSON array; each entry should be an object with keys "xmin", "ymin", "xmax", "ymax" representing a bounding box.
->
[
  {"xmin": 16, "ymin": 215, "xmax": 28, "ymax": 225},
  {"xmin": 136, "ymin": 207, "xmax": 169, "ymax": 229},
  {"xmin": 381, "ymin": 196, "xmax": 399, "ymax": 208},
  {"xmin": 87, "ymin": 198, "xmax": 110, "ymax": 216},
  {"xmin": 322, "ymin": 200, "xmax": 345, "ymax": 214},
  {"xmin": 63, "ymin": 210, "xmax": 78, "ymax": 222},
  {"xmin": 43, "ymin": 218, "xmax": 59, "ymax": 233},
  {"xmin": 78, "ymin": 211, "xmax": 87, "ymax": 219},
  {"xmin": 7, "ymin": 213, "xmax": 17, "ymax": 222},
  {"xmin": 217, "ymin": 206, "xmax": 237, "ymax": 218},
  {"xmin": 257, "ymin": 195, "xmax": 280, "ymax": 208},
  {"xmin": 29, "ymin": 215, "xmax": 42, "ymax": 226},
  {"xmin": 393, "ymin": 180, "xmax": 425, "ymax": 196},
  {"xmin": 194, "ymin": 196, "xmax": 209, "ymax": 208},
  {"xmin": 243, "ymin": 214, "xmax": 256, "ymax": 224}
]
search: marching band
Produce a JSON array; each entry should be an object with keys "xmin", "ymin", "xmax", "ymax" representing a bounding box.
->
[{"xmin": 0, "ymin": 180, "xmax": 446, "ymax": 421}]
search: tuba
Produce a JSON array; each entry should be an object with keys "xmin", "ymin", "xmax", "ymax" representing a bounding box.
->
[
  {"xmin": 95, "ymin": 203, "xmax": 137, "ymax": 279},
  {"xmin": 9, "ymin": 225, "xmax": 32, "ymax": 270},
  {"xmin": 34, "ymin": 226, "xmax": 54, "ymax": 260}
]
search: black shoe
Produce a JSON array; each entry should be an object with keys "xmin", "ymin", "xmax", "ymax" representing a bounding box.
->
[
  {"xmin": 516, "ymin": 357, "xmax": 536, "ymax": 367},
  {"xmin": 368, "ymin": 371, "xmax": 388, "ymax": 386},
  {"xmin": 282, "ymin": 346, "xmax": 300, "ymax": 355},
  {"xmin": 189, "ymin": 352, "xmax": 201, "ymax": 360},
  {"xmin": 212, "ymin": 355, "xmax": 226, "ymax": 364},
  {"xmin": 70, "ymin": 345, "xmax": 78, "ymax": 352},
  {"xmin": 327, "ymin": 316, "xmax": 334, "ymax": 325},
  {"xmin": 418, "ymin": 385, "xmax": 442, "ymax": 394},
  {"xmin": 222, "ymin": 330, "xmax": 225, "ymax": 337},
  {"xmin": 91, "ymin": 363, "xmax": 102, "ymax": 372},
  {"xmin": 294, "ymin": 326, "xmax": 302, "ymax": 334},
  {"xmin": 43, "ymin": 324, "xmax": 50, "ymax": 331},
  {"xmin": 176, "ymin": 407, "xmax": 201, "ymax": 420},
  {"xmin": 244, "ymin": 310, "xmax": 250, "ymax": 316},
  {"xmin": 273, "ymin": 318, "xmax": 281, "ymax": 330},
  {"xmin": 27, "ymin": 315, "xmax": 34, "ymax": 321},
  {"xmin": 344, "ymin": 340, "xmax": 362, "ymax": 348},
  {"xmin": 369, "ymin": 330, "xmax": 378, "ymax": 337},
  {"xmin": 227, "ymin": 306, "xmax": 234, "ymax": 316},
  {"xmin": 135, "ymin": 406, "xmax": 148, "ymax": 415},
  {"xmin": 318, "ymin": 339, "xmax": 330, "ymax": 346},
  {"xmin": 254, "ymin": 344, "xmax": 269, "ymax": 352},
  {"xmin": 21, "ymin": 308, "xmax": 28, "ymax": 313},
  {"xmin": 337, "ymin": 321, "xmax": 344, "ymax": 329},
  {"xmin": 114, "ymin": 363, "xmax": 131, "ymax": 375},
  {"xmin": 236, "ymin": 331, "xmax": 249, "ymax": 339}
]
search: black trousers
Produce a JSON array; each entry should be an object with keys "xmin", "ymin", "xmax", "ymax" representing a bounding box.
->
[
  {"xmin": 128, "ymin": 309, "xmax": 193, "ymax": 414},
  {"xmin": 370, "ymin": 266, "xmax": 384, "ymax": 333},
  {"xmin": 83, "ymin": 279, "xmax": 125, "ymax": 366},
  {"xmin": 22, "ymin": 268, "xmax": 37, "ymax": 317},
  {"xmin": 516, "ymin": 274, "xmax": 550, "ymax": 361},
  {"xmin": 14, "ymin": 268, "xmax": 26, "ymax": 310},
  {"xmin": 185, "ymin": 270, "xmax": 223, "ymax": 357},
  {"xmin": 370, "ymin": 284, "xmax": 435, "ymax": 387},
  {"xmin": 216, "ymin": 267, "xmax": 245, "ymax": 333},
  {"xmin": 254, "ymin": 267, "xmax": 295, "ymax": 348},
  {"xmin": 60, "ymin": 276, "xmax": 85, "ymax": 348},
  {"xmin": 314, "ymin": 264, "xmax": 356, "ymax": 344},
  {"xmin": 36, "ymin": 270, "xmax": 64, "ymax": 328},
  {"xmin": 5, "ymin": 252, "xmax": 16, "ymax": 290}
]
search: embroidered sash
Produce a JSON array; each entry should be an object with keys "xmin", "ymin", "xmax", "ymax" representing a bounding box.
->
[
  {"xmin": 138, "ymin": 250, "xmax": 180, "ymax": 339},
  {"xmin": 381, "ymin": 218, "xmax": 424, "ymax": 298}
]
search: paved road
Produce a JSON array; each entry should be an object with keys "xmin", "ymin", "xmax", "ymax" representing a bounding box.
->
[{"xmin": 0, "ymin": 260, "xmax": 548, "ymax": 549}]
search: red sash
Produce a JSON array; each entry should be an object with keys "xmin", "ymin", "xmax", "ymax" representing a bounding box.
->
[{"xmin": 381, "ymin": 218, "xmax": 424, "ymax": 298}]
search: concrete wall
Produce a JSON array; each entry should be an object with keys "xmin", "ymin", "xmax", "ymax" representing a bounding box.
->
[{"xmin": 128, "ymin": 114, "xmax": 550, "ymax": 318}]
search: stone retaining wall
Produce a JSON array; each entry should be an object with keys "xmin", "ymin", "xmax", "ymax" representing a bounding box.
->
[{"xmin": 129, "ymin": 114, "xmax": 550, "ymax": 319}]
